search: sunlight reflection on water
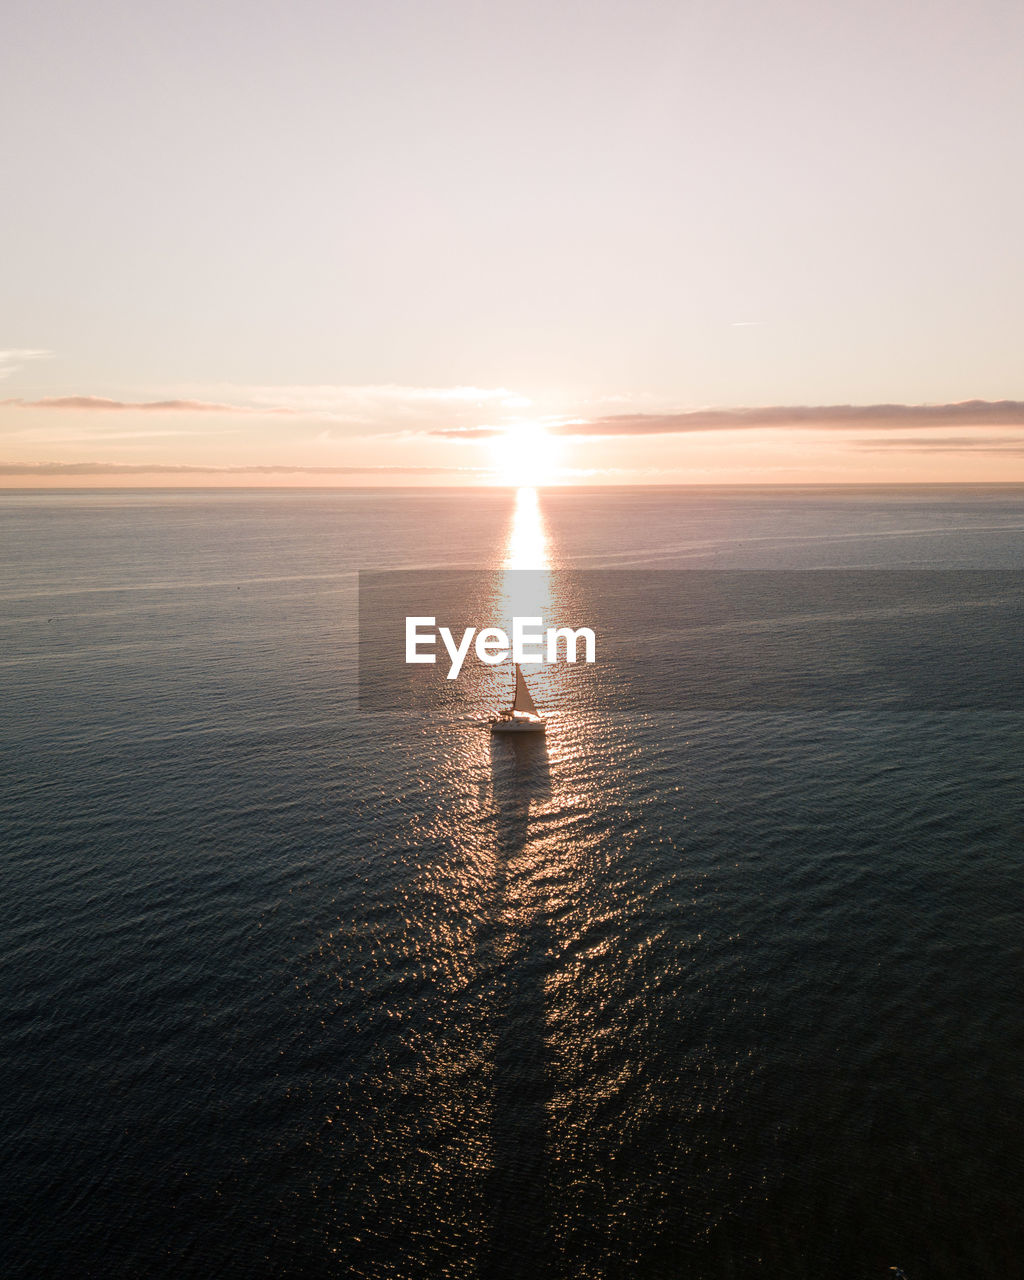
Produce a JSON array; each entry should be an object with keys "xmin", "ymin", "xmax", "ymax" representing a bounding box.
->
[{"xmin": 503, "ymin": 487, "xmax": 550, "ymax": 572}]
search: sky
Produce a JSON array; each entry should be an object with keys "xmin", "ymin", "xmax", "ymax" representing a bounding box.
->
[{"xmin": 3, "ymin": 0, "xmax": 1024, "ymax": 486}]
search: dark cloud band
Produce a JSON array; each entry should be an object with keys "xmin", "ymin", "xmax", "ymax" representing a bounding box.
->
[
  {"xmin": 0, "ymin": 396, "xmax": 285, "ymax": 413},
  {"xmin": 0, "ymin": 462, "xmax": 482, "ymax": 476},
  {"xmin": 432, "ymin": 400, "xmax": 1024, "ymax": 439}
]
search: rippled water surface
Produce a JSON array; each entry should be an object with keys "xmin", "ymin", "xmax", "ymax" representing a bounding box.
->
[{"xmin": 3, "ymin": 486, "xmax": 1024, "ymax": 1279}]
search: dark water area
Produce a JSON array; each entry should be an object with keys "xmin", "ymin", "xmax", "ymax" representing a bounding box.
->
[{"xmin": 2, "ymin": 486, "xmax": 1024, "ymax": 1279}]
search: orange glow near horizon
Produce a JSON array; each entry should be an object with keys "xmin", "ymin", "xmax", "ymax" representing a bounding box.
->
[{"xmin": 5, "ymin": 421, "xmax": 1024, "ymax": 488}]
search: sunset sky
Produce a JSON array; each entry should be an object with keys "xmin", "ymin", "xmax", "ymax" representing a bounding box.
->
[{"xmin": 3, "ymin": 0, "xmax": 1024, "ymax": 486}]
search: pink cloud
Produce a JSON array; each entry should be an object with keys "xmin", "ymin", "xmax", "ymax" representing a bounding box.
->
[
  {"xmin": 0, "ymin": 461, "xmax": 484, "ymax": 476},
  {"xmin": 0, "ymin": 395, "xmax": 288, "ymax": 413},
  {"xmin": 431, "ymin": 400, "xmax": 1024, "ymax": 439}
]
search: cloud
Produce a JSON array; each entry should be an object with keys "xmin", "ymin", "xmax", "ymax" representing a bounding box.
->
[
  {"xmin": 0, "ymin": 461, "xmax": 484, "ymax": 476},
  {"xmin": 0, "ymin": 395, "xmax": 283, "ymax": 413},
  {"xmin": 431, "ymin": 400, "xmax": 1024, "ymax": 440},
  {"xmin": 232, "ymin": 384, "xmax": 531, "ymax": 414},
  {"xmin": 0, "ymin": 383, "xmax": 532, "ymax": 431},
  {"xmin": 1, "ymin": 429, "xmax": 233, "ymax": 445},
  {"xmin": 428, "ymin": 426, "xmax": 509, "ymax": 439},
  {"xmin": 562, "ymin": 400, "xmax": 1024, "ymax": 436},
  {"xmin": 215, "ymin": 383, "xmax": 533, "ymax": 430},
  {"xmin": 0, "ymin": 350, "xmax": 51, "ymax": 381},
  {"xmin": 856, "ymin": 435, "xmax": 1024, "ymax": 454}
]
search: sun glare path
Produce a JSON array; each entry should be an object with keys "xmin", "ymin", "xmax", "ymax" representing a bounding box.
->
[
  {"xmin": 504, "ymin": 486, "xmax": 550, "ymax": 571},
  {"xmin": 499, "ymin": 486, "xmax": 554, "ymax": 690}
]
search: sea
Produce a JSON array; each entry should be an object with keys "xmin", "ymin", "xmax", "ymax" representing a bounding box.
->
[{"xmin": 2, "ymin": 485, "xmax": 1023, "ymax": 1279}]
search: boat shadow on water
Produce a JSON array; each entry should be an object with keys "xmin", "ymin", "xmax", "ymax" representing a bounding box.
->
[{"xmin": 481, "ymin": 733, "xmax": 557, "ymax": 1280}]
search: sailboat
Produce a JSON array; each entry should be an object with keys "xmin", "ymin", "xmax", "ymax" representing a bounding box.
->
[{"xmin": 490, "ymin": 662, "xmax": 546, "ymax": 734}]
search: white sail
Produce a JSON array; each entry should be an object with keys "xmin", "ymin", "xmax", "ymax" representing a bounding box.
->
[
  {"xmin": 512, "ymin": 663, "xmax": 539, "ymax": 717},
  {"xmin": 492, "ymin": 661, "xmax": 545, "ymax": 733}
]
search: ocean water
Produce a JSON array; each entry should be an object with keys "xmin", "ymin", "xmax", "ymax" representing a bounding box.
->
[{"xmin": 2, "ymin": 485, "xmax": 1024, "ymax": 1279}]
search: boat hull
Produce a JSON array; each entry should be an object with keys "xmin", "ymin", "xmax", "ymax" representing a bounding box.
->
[{"xmin": 490, "ymin": 718, "xmax": 546, "ymax": 734}]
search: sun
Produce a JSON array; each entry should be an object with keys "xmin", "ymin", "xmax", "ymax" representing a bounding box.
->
[{"xmin": 490, "ymin": 420, "xmax": 563, "ymax": 487}]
